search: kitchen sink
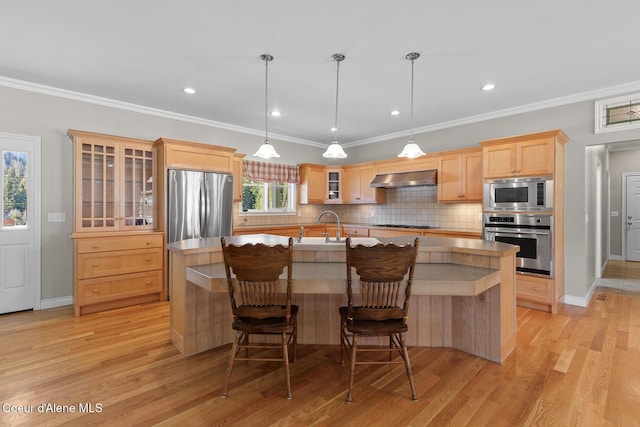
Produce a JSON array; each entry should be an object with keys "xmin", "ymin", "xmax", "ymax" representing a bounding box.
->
[{"xmin": 294, "ymin": 237, "xmax": 381, "ymax": 246}]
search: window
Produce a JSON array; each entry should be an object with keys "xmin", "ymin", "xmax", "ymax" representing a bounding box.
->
[
  {"xmin": 2, "ymin": 150, "xmax": 28, "ymax": 228},
  {"xmin": 242, "ymin": 178, "xmax": 297, "ymax": 213},
  {"xmin": 595, "ymin": 92, "xmax": 640, "ymax": 133}
]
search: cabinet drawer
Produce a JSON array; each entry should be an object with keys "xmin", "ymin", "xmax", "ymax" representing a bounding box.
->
[
  {"xmin": 79, "ymin": 270, "xmax": 162, "ymax": 306},
  {"xmin": 343, "ymin": 227, "xmax": 369, "ymax": 237},
  {"xmin": 76, "ymin": 234, "xmax": 163, "ymax": 253},
  {"xmin": 77, "ymin": 248, "xmax": 163, "ymax": 279},
  {"xmin": 516, "ymin": 275, "xmax": 553, "ymax": 302},
  {"xmin": 369, "ymin": 229, "xmax": 420, "ymax": 238}
]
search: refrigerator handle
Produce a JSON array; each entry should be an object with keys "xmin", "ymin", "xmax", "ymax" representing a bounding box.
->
[{"xmin": 200, "ymin": 175, "xmax": 208, "ymax": 234}]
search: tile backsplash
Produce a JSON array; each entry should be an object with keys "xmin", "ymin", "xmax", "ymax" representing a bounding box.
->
[{"xmin": 235, "ymin": 186, "xmax": 483, "ymax": 232}]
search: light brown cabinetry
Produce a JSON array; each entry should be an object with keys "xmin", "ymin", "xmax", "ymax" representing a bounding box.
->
[
  {"xmin": 437, "ymin": 148, "xmax": 482, "ymax": 202},
  {"xmin": 73, "ymin": 232, "xmax": 164, "ymax": 316},
  {"xmin": 325, "ymin": 167, "xmax": 342, "ymax": 203},
  {"xmin": 374, "ymin": 155, "xmax": 438, "ymax": 174},
  {"xmin": 298, "ymin": 163, "xmax": 326, "ymax": 204},
  {"xmin": 481, "ymin": 133, "xmax": 558, "ymax": 178},
  {"xmin": 69, "ymin": 130, "xmax": 164, "ymax": 316},
  {"xmin": 480, "ymin": 130, "xmax": 568, "ymax": 313},
  {"xmin": 342, "ymin": 163, "xmax": 385, "ymax": 204},
  {"xmin": 342, "ymin": 226, "xmax": 370, "ymax": 237},
  {"xmin": 69, "ymin": 130, "xmax": 154, "ymax": 232},
  {"xmin": 232, "ymin": 153, "xmax": 245, "ymax": 202}
]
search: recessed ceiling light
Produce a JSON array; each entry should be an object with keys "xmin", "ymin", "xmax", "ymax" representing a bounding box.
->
[
  {"xmin": 183, "ymin": 87, "xmax": 196, "ymax": 94},
  {"xmin": 271, "ymin": 111, "xmax": 282, "ymax": 117},
  {"xmin": 482, "ymin": 83, "xmax": 495, "ymax": 91},
  {"xmin": 390, "ymin": 110, "xmax": 400, "ymax": 116}
]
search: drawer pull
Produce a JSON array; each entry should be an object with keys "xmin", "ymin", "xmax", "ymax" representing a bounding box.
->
[
  {"xmin": 93, "ymin": 288, "xmax": 99, "ymax": 293},
  {"xmin": 146, "ymin": 241, "xmax": 151, "ymax": 245},
  {"xmin": 93, "ymin": 263, "xmax": 99, "ymax": 268},
  {"xmin": 92, "ymin": 244, "xmax": 100, "ymax": 249},
  {"xmin": 146, "ymin": 258, "xmax": 151, "ymax": 262},
  {"xmin": 146, "ymin": 281, "xmax": 152, "ymax": 285},
  {"xmin": 533, "ymin": 287, "xmax": 540, "ymax": 291}
]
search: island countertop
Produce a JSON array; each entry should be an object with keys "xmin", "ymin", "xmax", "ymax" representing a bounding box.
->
[{"xmin": 168, "ymin": 233, "xmax": 518, "ymax": 363}]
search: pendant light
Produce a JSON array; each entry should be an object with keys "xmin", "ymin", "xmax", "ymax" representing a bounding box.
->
[
  {"xmin": 253, "ymin": 54, "xmax": 280, "ymax": 159},
  {"xmin": 322, "ymin": 53, "xmax": 348, "ymax": 159},
  {"xmin": 397, "ymin": 52, "xmax": 426, "ymax": 159}
]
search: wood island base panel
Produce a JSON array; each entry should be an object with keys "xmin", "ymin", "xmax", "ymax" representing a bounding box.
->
[{"xmin": 167, "ymin": 234, "xmax": 519, "ymax": 363}]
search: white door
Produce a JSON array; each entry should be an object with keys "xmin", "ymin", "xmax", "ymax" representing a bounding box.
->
[
  {"xmin": 626, "ymin": 175, "xmax": 640, "ymax": 262},
  {"xmin": 0, "ymin": 133, "xmax": 41, "ymax": 313}
]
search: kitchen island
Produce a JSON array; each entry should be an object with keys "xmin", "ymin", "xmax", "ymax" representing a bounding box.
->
[{"xmin": 167, "ymin": 234, "xmax": 519, "ymax": 363}]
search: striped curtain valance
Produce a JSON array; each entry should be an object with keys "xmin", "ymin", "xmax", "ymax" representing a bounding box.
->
[{"xmin": 243, "ymin": 160, "xmax": 300, "ymax": 184}]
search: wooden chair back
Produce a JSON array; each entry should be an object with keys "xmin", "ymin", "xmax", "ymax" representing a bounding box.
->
[
  {"xmin": 221, "ymin": 237, "xmax": 293, "ymax": 320},
  {"xmin": 345, "ymin": 237, "xmax": 419, "ymax": 322}
]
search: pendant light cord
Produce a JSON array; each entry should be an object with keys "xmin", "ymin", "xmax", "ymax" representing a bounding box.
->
[
  {"xmin": 264, "ymin": 55, "xmax": 269, "ymax": 142},
  {"xmin": 334, "ymin": 57, "xmax": 340, "ymax": 141},
  {"xmin": 409, "ymin": 55, "xmax": 415, "ymax": 142}
]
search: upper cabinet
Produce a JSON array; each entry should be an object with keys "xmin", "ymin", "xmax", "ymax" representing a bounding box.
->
[
  {"xmin": 374, "ymin": 155, "xmax": 438, "ymax": 175},
  {"xmin": 437, "ymin": 147, "xmax": 482, "ymax": 202},
  {"xmin": 298, "ymin": 163, "xmax": 326, "ymax": 204},
  {"xmin": 69, "ymin": 130, "xmax": 155, "ymax": 233},
  {"xmin": 342, "ymin": 163, "xmax": 385, "ymax": 204},
  {"xmin": 325, "ymin": 167, "xmax": 342, "ymax": 203},
  {"xmin": 232, "ymin": 153, "xmax": 245, "ymax": 202},
  {"xmin": 480, "ymin": 131, "xmax": 568, "ymax": 178}
]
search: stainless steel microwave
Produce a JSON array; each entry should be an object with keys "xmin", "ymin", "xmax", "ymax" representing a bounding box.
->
[{"xmin": 483, "ymin": 176, "xmax": 554, "ymax": 211}]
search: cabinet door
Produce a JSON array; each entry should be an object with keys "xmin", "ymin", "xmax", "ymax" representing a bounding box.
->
[
  {"xmin": 438, "ymin": 154, "xmax": 462, "ymax": 201},
  {"xmin": 299, "ymin": 164, "xmax": 325, "ymax": 204},
  {"xmin": 75, "ymin": 138, "xmax": 119, "ymax": 232},
  {"xmin": 358, "ymin": 164, "xmax": 382, "ymax": 203},
  {"xmin": 325, "ymin": 168, "xmax": 342, "ymax": 203},
  {"xmin": 461, "ymin": 150, "xmax": 483, "ymax": 201},
  {"xmin": 120, "ymin": 144, "xmax": 154, "ymax": 230},
  {"xmin": 342, "ymin": 167, "xmax": 360, "ymax": 203},
  {"xmin": 232, "ymin": 154, "xmax": 245, "ymax": 202},
  {"xmin": 517, "ymin": 139, "xmax": 554, "ymax": 176},
  {"xmin": 483, "ymin": 144, "xmax": 516, "ymax": 178}
]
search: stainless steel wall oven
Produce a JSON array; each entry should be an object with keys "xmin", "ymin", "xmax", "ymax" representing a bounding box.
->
[{"xmin": 483, "ymin": 213, "xmax": 553, "ymax": 277}]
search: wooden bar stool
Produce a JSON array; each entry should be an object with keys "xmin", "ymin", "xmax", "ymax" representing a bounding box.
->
[
  {"xmin": 339, "ymin": 237, "xmax": 419, "ymax": 403},
  {"xmin": 220, "ymin": 237, "xmax": 297, "ymax": 399}
]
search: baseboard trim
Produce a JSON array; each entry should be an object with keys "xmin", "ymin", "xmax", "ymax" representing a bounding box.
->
[
  {"xmin": 40, "ymin": 296, "xmax": 73, "ymax": 310},
  {"xmin": 609, "ymin": 255, "xmax": 623, "ymax": 261},
  {"xmin": 563, "ymin": 280, "xmax": 599, "ymax": 308}
]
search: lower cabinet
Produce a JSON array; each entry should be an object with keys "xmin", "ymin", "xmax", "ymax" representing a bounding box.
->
[
  {"xmin": 73, "ymin": 232, "xmax": 164, "ymax": 316},
  {"xmin": 515, "ymin": 274, "xmax": 557, "ymax": 313}
]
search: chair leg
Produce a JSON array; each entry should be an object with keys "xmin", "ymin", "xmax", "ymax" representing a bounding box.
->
[
  {"xmin": 282, "ymin": 331, "xmax": 292, "ymax": 399},
  {"xmin": 221, "ymin": 331, "xmax": 242, "ymax": 398},
  {"xmin": 347, "ymin": 334, "xmax": 358, "ymax": 403},
  {"xmin": 399, "ymin": 333, "xmax": 417, "ymax": 401}
]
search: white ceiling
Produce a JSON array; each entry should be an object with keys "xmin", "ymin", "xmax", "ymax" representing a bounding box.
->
[{"xmin": 2, "ymin": 1, "xmax": 640, "ymax": 148}]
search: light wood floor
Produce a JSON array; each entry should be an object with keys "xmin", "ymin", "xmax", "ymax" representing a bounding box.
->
[
  {"xmin": 600, "ymin": 260, "xmax": 640, "ymax": 297},
  {"xmin": 1, "ymin": 292, "xmax": 639, "ymax": 426}
]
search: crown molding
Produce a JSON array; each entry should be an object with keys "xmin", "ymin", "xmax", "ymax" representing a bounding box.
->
[
  {"xmin": 0, "ymin": 76, "xmax": 325, "ymax": 148},
  {"xmin": 344, "ymin": 80, "xmax": 640, "ymax": 148}
]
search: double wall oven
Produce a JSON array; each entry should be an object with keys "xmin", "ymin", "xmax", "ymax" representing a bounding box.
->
[{"xmin": 483, "ymin": 176, "xmax": 554, "ymax": 278}]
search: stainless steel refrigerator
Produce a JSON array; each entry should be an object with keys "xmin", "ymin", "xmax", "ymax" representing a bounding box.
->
[{"xmin": 167, "ymin": 169, "xmax": 233, "ymax": 244}]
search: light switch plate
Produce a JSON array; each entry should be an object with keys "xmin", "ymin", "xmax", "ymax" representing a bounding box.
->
[{"xmin": 48, "ymin": 212, "xmax": 66, "ymax": 222}]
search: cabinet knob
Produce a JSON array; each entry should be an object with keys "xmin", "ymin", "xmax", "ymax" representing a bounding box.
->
[
  {"xmin": 145, "ymin": 258, "xmax": 151, "ymax": 262},
  {"xmin": 93, "ymin": 288, "xmax": 99, "ymax": 293},
  {"xmin": 146, "ymin": 281, "xmax": 152, "ymax": 285},
  {"xmin": 92, "ymin": 244, "xmax": 100, "ymax": 249},
  {"xmin": 146, "ymin": 241, "xmax": 151, "ymax": 245},
  {"xmin": 533, "ymin": 287, "xmax": 540, "ymax": 291},
  {"xmin": 93, "ymin": 263, "xmax": 99, "ymax": 268}
]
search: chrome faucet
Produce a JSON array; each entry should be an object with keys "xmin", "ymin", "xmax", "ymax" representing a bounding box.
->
[{"xmin": 317, "ymin": 210, "xmax": 341, "ymax": 241}]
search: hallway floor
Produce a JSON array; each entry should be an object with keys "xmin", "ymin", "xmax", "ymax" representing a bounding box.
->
[{"xmin": 598, "ymin": 260, "xmax": 640, "ymax": 297}]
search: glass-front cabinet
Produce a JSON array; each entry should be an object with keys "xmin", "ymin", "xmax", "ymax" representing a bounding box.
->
[
  {"xmin": 71, "ymin": 130, "xmax": 154, "ymax": 233},
  {"xmin": 325, "ymin": 167, "xmax": 342, "ymax": 203}
]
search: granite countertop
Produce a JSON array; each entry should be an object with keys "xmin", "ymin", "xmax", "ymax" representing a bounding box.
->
[
  {"xmin": 233, "ymin": 222, "xmax": 482, "ymax": 236},
  {"xmin": 167, "ymin": 233, "xmax": 518, "ymax": 257}
]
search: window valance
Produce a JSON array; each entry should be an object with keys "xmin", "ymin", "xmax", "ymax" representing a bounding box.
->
[{"xmin": 243, "ymin": 160, "xmax": 300, "ymax": 184}]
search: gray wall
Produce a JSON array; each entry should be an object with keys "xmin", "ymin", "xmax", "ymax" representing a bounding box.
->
[
  {"xmin": 609, "ymin": 146, "xmax": 640, "ymax": 257},
  {"xmin": 3, "ymin": 83, "xmax": 640, "ymax": 304}
]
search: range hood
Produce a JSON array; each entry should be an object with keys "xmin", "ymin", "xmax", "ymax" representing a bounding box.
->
[{"xmin": 370, "ymin": 169, "xmax": 437, "ymax": 188}]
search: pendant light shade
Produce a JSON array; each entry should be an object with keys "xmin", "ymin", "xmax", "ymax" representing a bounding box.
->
[
  {"xmin": 254, "ymin": 54, "xmax": 280, "ymax": 159},
  {"xmin": 323, "ymin": 53, "xmax": 347, "ymax": 159},
  {"xmin": 398, "ymin": 52, "xmax": 425, "ymax": 159}
]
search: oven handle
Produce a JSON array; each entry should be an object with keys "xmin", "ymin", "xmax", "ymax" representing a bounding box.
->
[{"xmin": 484, "ymin": 228, "xmax": 550, "ymax": 236}]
